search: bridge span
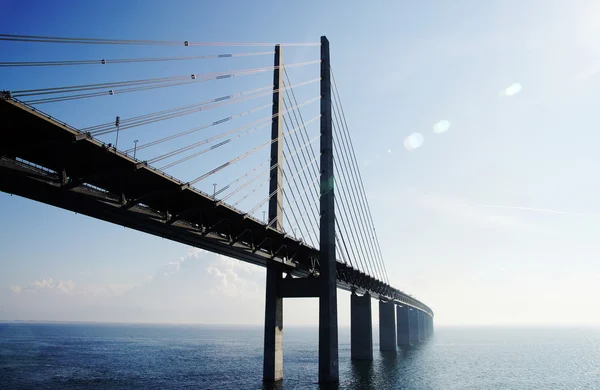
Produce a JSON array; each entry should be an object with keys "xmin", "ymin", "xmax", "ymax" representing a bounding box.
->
[{"xmin": 0, "ymin": 35, "xmax": 433, "ymax": 383}]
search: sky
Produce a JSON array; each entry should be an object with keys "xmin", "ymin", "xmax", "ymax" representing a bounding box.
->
[{"xmin": 1, "ymin": 0, "xmax": 600, "ymax": 327}]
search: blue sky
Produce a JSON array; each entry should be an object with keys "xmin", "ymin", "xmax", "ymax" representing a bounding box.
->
[{"xmin": 2, "ymin": 0, "xmax": 600, "ymax": 326}]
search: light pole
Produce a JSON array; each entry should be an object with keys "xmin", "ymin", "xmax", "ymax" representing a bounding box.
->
[
  {"xmin": 213, "ymin": 183, "xmax": 217, "ymax": 199},
  {"xmin": 114, "ymin": 116, "xmax": 120, "ymax": 150},
  {"xmin": 263, "ymin": 210, "xmax": 266, "ymax": 223},
  {"xmin": 133, "ymin": 140, "xmax": 139, "ymax": 159}
]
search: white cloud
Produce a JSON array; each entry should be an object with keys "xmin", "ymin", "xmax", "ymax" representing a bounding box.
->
[
  {"xmin": 26, "ymin": 278, "xmax": 76, "ymax": 294},
  {"xmin": 56, "ymin": 280, "xmax": 75, "ymax": 293},
  {"xmin": 0, "ymin": 248, "xmax": 271, "ymax": 324},
  {"xmin": 32, "ymin": 278, "xmax": 54, "ymax": 290}
]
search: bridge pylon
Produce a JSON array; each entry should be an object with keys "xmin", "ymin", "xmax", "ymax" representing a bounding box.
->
[
  {"xmin": 318, "ymin": 35, "xmax": 339, "ymax": 383},
  {"xmin": 263, "ymin": 43, "xmax": 284, "ymax": 383}
]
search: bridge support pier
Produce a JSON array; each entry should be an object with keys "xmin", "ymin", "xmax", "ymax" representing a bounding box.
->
[
  {"xmin": 396, "ymin": 305, "xmax": 411, "ymax": 347},
  {"xmin": 417, "ymin": 310, "xmax": 423, "ymax": 342},
  {"xmin": 351, "ymin": 293, "xmax": 373, "ymax": 360},
  {"xmin": 379, "ymin": 300, "xmax": 396, "ymax": 351},
  {"xmin": 419, "ymin": 311, "xmax": 425, "ymax": 340},
  {"xmin": 263, "ymin": 266, "xmax": 283, "ymax": 381},
  {"xmin": 409, "ymin": 308, "xmax": 419, "ymax": 345},
  {"xmin": 429, "ymin": 315, "xmax": 434, "ymax": 336}
]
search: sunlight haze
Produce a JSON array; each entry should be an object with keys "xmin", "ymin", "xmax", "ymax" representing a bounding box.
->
[{"xmin": 1, "ymin": 0, "xmax": 600, "ymax": 326}]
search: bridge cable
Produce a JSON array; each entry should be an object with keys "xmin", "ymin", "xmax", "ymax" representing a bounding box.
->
[
  {"xmin": 90, "ymin": 82, "xmax": 320, "ymax": 136},
  {"xmin": 332, "ymin": 76, "xmax": 390, "ymax": 284},
  {"xmin": 331, "ymin": 122, "xmax": 380, "ymax": 279},
  {"xmin": 281, "ymin": 182, "xmax": 319, "ymax": 248},
  {"xmin": 0, "ymin": 33, "xmax": 321, "ymax": 47},
  {"xmin": 0, "ymin": 51, "xmax": 274, "ymax": 67},
  {"xmin": 186, "ymin": 115, "xmax": 320, "ymax": 186},
  {"xmin": 282, "ymin": 86, "xmax": 368, "ymax": 272},
  {"xmin": 331, "ymin": 108, "xmax": 385, "ymax": 281},
  {"xmin": 139, "ymin": 95, "xmax": 319, "ymax": 162},
  {"xmin": 283, "ymin": 70, "xmax": 371, "ymax": 275},
  {"xmin": 12, "ymin": 61, "xmax": 319, "ymax": 97},
  {"xmin": 85, "ymin": 79, "xmax": 317, "ymax": 134},
  {"xmin": 147, "ymin": 96, "xmax": 320, "ymax": 169},
  {"xmin": 158, "ymin": 121, "xmax": 271, "ymax": 170},
  {"xmin": 213, "ymin": 159, "xmax": 270, "ymax": 198},
  {"xmin": 281, "ymin": 94, "xmax": 320, "ymax": 217},
  {"xmin": 18, "ymin": 62, "xmax": 320, "ymax": 104},
  {"xmin": 281, "ymin": 113, "xmax": 321, "ymax": 246},
  {"xmin": 244, "ymin": 162, "xmax": 322, "ymax": 241},
  {"xmin": 85, "ymin": 84, "xmax": 275, "ymax": 132},
  {"xmin": 328, "ymin": 82, "xmax": 386, "ymax": 281},
  {"xmin": 282, "ymin": 206, "xmax": 307, "ymax": 244},
  {"xmin": 331, "ymin": 68, "xmax": 390, "ymax": 283},
  {"xmin": 282, "ymin": 169, "xmax": 320, "ymax": 247},
  {"xmin": 283, "ymin": 69, "xmax": 369, "ymax": 274},
  {"xmin": 126, "ymin": 103, "xmax": 272, "ymax": 154},
  {"xmin": 216, "ymin": 132, "xmax": 319, "ymax": 206}
]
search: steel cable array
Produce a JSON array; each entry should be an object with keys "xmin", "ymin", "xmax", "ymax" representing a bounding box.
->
[{"xmin": 1, "ymin": 34, "xmax": 393, "ymax": 287}]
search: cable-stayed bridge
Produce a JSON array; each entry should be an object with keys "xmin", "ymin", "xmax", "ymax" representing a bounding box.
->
[{"xmin": 0, "ymin": 33, "xmax": 433, "ymax": 383}]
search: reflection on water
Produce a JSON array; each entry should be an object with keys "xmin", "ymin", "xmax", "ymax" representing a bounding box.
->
[{"xmin": 2, "ymin": 325, "xmax": 599, "ymax": 389}]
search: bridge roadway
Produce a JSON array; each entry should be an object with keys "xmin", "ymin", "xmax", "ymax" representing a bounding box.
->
[{"xmin": 0, "ymin": 97, "xmax": 433, "ymax": 316}]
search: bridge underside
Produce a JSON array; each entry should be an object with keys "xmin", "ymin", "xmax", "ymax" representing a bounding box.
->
[{"xmin": 0, "ymin": 97, "xmax": 433, "ymax": 315}]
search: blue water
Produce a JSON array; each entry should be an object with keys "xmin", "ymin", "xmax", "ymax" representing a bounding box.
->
[{"xmin": 1, "ymin": 324, "xmax": 599, "ymax": 389}]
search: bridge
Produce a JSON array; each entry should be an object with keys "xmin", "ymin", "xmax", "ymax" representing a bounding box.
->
[{"xmin": 0, "ymin": 33, "xmax": 433, "ymax": 383}]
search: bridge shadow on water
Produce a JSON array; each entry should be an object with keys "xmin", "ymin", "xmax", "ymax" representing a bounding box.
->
[
  {"xmin": 344, "ymin": 345, "xmax": 425, "ymax": 390},
  {"xmin": 262, "ymin": 341, "xmax": 431, "ymax": 389}
]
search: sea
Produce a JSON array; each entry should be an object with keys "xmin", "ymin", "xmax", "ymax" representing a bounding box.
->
[{"xmin": 0, "ymin": 323, "xmax": 598, "ymax": 389}]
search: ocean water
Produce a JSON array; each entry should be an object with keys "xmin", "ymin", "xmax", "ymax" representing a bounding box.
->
[{"xmin": 0, "ymin": 323, "xmax": 599, "ymax": 389}]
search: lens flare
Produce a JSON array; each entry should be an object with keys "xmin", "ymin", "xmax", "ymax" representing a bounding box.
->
[
  {"xmin": 433, "ymin": 120, "xmax": 450, "ymax": 134},
  {"xmin": 404, "ymin": 133, "xmax": 424, "ymax": 151},
  {"xmin": 503, "ymin": 82, "xmax": 522, "ymax": 96}
]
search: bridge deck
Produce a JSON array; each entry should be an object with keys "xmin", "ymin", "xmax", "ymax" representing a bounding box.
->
[{"xmin": 0, "ymin": 97, "xmax": 433, "ymax": 316}]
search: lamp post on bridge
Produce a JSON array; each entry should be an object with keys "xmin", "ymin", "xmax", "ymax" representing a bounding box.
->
[
  {"xmin": 114, "ymin": 116, "xmax": 120, "ymax": 150},
  {"xmin": 133, "ymin": 140, "xmax": 138, "ymax": 159}
]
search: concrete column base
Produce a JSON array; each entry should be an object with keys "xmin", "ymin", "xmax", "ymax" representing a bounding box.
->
[
  {"xmin": 263, "ymin": 265, "xmax": 283, "ymax": 382},
  {"xmin": 351, "ymin": 293, "xmax": 373, "ymax": 360},
  {"xmin": 418, "ymin": 311, "xmax": 424, "ymax": 342},
  {"xmin": 379, "ymin": 301, "xmax": 396, "ymax": 351},
  {"xmin": 396, "ymin": 305, "xmax": 411, "ymax": 346},
  {"xmin": 409, "ymin": 308, "xmax": 419, "ymax": 345}
]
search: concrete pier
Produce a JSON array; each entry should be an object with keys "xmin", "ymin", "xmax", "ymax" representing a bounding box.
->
[
  {"xmin": 409, "ymin": 308, "xmax": 419, "ymax": 344},
  {"xmin": 351, "ymin": 293, "xmax": 373, "ymax": 360},
  {"xmin": 429, "ymin": 315, "xmax": 434, "ymax": 336},
  {"xmin": 378, "ymin": 300, "xmax": 396, "ymax": 351},
  {"xmin": 417, "ymin": 310, "xmax": 424, "ymax": 341},
  {"xmin": 396, "ymin": 305, "xmax": 411, "ymax": 347},
  {"xmin": 263, "ymin": 267, "xmax": 283, "ymax": 381},
  {"xmin": 420, "ymin": 311, "xmax": 426, "ymax": 341}
]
